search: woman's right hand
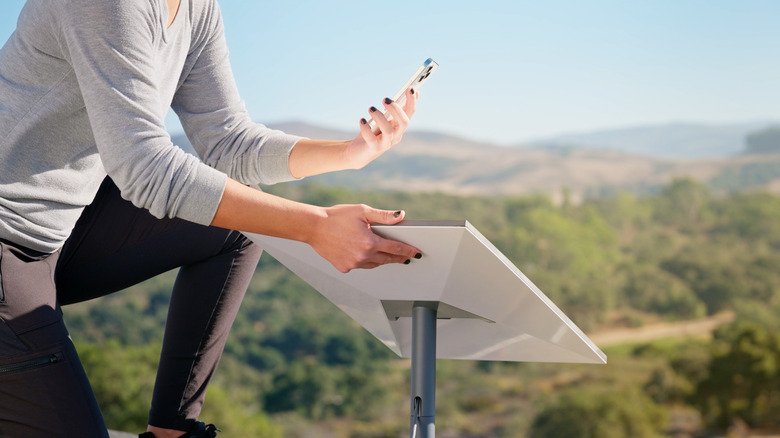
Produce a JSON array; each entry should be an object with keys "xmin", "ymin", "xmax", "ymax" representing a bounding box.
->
[
  {"xmin": 307, "ymin": 204, "xmax": 421, "ymax": 273},
  {"xmin": 212, "ymin": 179, "xmax": 420, "ymax": 273}
]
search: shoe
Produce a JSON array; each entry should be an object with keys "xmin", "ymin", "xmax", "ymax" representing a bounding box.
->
[
  {"xmin": 183, "ymin": 422, "xmax": 221, "ymax": 438},
  {"xmin": 139, "ymin": 421, "xmax": 221, "ymax": 438}
]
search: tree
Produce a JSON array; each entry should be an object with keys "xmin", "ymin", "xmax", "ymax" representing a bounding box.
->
[
  {"xmin": 77, "ymin": 340, "xmax": 160, "ymax": 432},
  {"xmin": 653, "ymin": 178, "xmax": 711, "ymax": 231},
  {"xmin": 530, "ymin": 387, "xmax": 666, "ymax": 438},
  {"xmin": 263, "ymin": 361, "xmax": 339, "ymax": 419},
  {"xmin": 508, "ymin": 202, "xmax": 621, "ymax": 329},
  {"xmin": 695, "ymin": 322, "xmax": 780, "ymax": 429},
  {"xmin": 745, "ymin": 126, "xmax": 780, "ymax": 155},
  {"xmin": 660, "ymin": 248, "xmax": 744, "ymax": 314},
  {"xmin": 624, "ymin": 264, "xmax": 706, "ymax": 319}
]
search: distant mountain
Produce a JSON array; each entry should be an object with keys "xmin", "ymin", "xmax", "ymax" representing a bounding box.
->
[
  {"xmin": 532, "ymin": 121, "xmax": 776, "ymax": 159},
  {"xmin": 170, "ymin": 120, "xmax": 780, "ymax": 201}
]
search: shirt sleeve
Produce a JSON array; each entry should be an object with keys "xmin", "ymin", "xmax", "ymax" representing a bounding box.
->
[
  {"xmin": 171, "ymin": 0, "xmax": 304, "ymax": 186},
  {"xmin": 57, "ymin": 0, "xmax": 227, "ymax": 225}
]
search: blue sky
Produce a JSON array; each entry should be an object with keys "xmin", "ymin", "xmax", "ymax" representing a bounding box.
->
[{"xmin": 2, "ymin": 1, "xmax": 779, "ymax": 144}]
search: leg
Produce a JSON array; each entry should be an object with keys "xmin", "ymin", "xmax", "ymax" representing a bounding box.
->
[
  {"xmin": 0, "ymin": 240, "xmax": 109, "ymax": 438},
  {"xmin": 56, "ymin": 178, "xmax": 262, "ymax": 432},
  {"xmin": 149, "ymin": 227, "xmax": 260, "ymax": 430}
]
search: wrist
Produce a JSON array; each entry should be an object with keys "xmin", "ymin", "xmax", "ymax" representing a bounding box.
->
[
  {"xmin": 300, "ymin": 204, "xmax": 329, "ymax": 245},
  {"xmin": 289, "ymin": 139, "xmax": 356, "ymax": 178},
  {"xmin": 342, "ymin": 138, "xmax": 363, "ymax": 170}
]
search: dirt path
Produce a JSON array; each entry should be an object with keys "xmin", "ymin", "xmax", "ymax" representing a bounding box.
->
[{"xmin": 588, "ymin": 311, "xmax": 735, "ymax": 347}]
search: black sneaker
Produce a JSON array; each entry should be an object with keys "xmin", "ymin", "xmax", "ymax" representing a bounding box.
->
[{"xmin": 139, "ymin": 422, "xmax": 221, "ymax": 438}]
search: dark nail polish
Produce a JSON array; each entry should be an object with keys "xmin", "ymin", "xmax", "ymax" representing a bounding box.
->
[
  {"xmin": 414, "ymin": 252, "xmax": 422, "ymax": 259},
  {"xmin": 393, "ymin": 210, "xmax": 402, "ymax": 218},
  {"xmin": 370, "ymin": 106, "xmax": 378, "ymax": 113},
  {"xmin": 384, "ymin": 97, "xmax": 393, "ymax": 105},
  {"xmin": 404, "ymin": 259, "xmax": 411, "ymax": 265},
  {"xmin": 410, "ymin": 88, "xmax": 415, "ymax": 95},
  {"xmin": 360, "ymin": 118, "xmax": 367, "ymax": 125}
]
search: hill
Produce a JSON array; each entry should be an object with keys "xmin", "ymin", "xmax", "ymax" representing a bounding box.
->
[
  {"xmin": 530, "ymin": 121, "xmax": 775, "ymax": 159},
  {"xmin": 172, "ymin": 121, "xmax": 780, "ymax": 202}
]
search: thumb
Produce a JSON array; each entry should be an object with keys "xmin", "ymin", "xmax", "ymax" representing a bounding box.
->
[{"xmin": 365, "ymin": 208, "xmax": 405, "ymax": 225}]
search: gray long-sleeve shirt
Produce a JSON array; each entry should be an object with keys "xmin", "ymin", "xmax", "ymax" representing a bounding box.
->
[{"xmin": 0, "ymin": 0, "xmax": 302, "ymax": 252}]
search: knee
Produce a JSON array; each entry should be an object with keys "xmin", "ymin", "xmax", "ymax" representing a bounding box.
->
[{"xmin": 225, "ymin": 231, "xmax": 263, "ymax": 264}]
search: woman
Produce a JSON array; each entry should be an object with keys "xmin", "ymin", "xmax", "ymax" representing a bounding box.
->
[{"xmin": 0, "ymin": 0, "xmax": 422, "ymax": 437}]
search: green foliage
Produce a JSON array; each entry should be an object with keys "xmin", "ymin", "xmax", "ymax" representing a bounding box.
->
[
  {"xmin": 659, "ymin": 247, "xmax": 743, "ymax": 314},
  {"xmin": 504, "ymin": 198, "xmax": 622, "ymax": 328},
  {"xmin": 624, "ymin": 264, "xmax": 705, "ymax": 319},
  {"xmin": 77, "ymin": 340, "xmax": 282, "ymax": 437},
  {"xmin": 263, "ymin": 360, "xmax": 392, "ymax": 421},
  {"xmin": 695, "ymin": 322, "xmax": 780, "ymax": 429},
  {"xmin": 711, "ymin": 191, "xmax": 780, "ymax": 246},
  {"xmin": 634, "ymin": 340, "xmax": 711, "ymax": 406},
  {"xmin": 76, "ymin": 340, "xmax": 159, "ymax": 432},
  {"xmin": 200, "ymin": 385, "xmax": 283, "ymax": 438},
  {"xmin": 653, "ymin": 178, "xmax": 712, "ymax": 230},
  {"xmin": 530, "ymin": 387, "xmax": 666, "ymax": 438}
]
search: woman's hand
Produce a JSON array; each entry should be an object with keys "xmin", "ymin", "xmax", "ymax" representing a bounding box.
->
[
  {"xmin": 212, "ymin": 180, "xmax": 421, "ymax": 273},
  {"xmin": 287, "ymin": 88, "xmax": 419, "ymax": 178},
  {"xmin": 344, "ymin": 88, "xmax": 418, "ymax": 170},
  {"xmin": 307, "ymin": 204, "xmax": 421, "ymax": 273}
]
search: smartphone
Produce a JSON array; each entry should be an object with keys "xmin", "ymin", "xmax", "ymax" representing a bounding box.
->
[{"xmin": 368, "ymin": 58, "xmax": 438, "ymax": 130}]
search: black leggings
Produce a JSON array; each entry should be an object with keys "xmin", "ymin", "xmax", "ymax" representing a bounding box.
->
[{"xmin": 0, "ymin": 177, "xmax": 262, "ymax": 437}]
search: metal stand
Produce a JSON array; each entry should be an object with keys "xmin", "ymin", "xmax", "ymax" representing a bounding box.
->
[
  {"xmin": 248, "ymin": 222, "xmax": 608, "ymax": 438},
  {"xmin": 409, "ymin": 303, "xmax": 437, "ymax": 438}
]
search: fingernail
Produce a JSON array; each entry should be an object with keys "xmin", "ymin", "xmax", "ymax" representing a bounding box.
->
[
  {"xmin": 384, "ymin": 97, "xmax": 393, "ymax": 105},
  {"xmin": 360, "ymin": 118, "xmax": 367, "ymax": 125},
  {"xmin": 414, "ymin": 252, "xmax": 422, "ymax": 259},
  {"xmin": 370, "ymin": 106, "xmax": 378, "ymax": 113},
  {"xmin": 393, "ymin": 210, "xmax": 402, "ymax": 218},
  {"xmin": 410, "ymin": 88, "xmax": 415, "ymax": 95},
  {"xmin": 404, "ymin": 259, "xmax": 411, "ymax": 265}
]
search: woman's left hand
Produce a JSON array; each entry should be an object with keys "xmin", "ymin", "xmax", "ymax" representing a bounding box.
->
[{"xmin": 345, "ymin": 87, "xmax": 418, "ymax": 169}]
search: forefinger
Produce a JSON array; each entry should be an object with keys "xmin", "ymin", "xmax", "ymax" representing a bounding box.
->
[
  {"xmin": 372, "ymin": 234, "xmax": 421, "ymax": 262},
  {"xmin": 383, "ymin": 98, "xmax": 410, "ymax": 128},
  {"xmin": 369, "ymin": 105, "xmax": 393, "ymax": 136}
]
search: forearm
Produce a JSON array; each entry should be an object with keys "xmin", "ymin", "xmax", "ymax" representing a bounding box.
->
[
  {"xmin": 210, "ymin": 178, "xmax": 324, "ymax": 242},
  {"xmin": 288, "ymin": 138, "xmax": 355, "ymax": 179},
  {"xmin": 210, "ymin": 177, "xmax": 421, "ymax": 273}
]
